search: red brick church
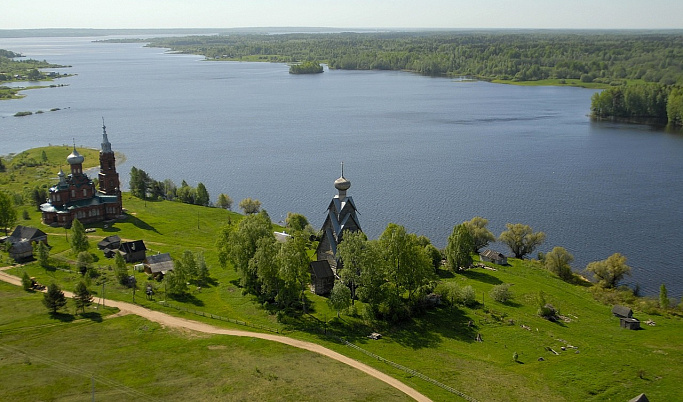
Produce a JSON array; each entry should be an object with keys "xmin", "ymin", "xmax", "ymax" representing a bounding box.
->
[{"xmin": 41, "ymin": 123, "xmax": 122, "ymax": 227}]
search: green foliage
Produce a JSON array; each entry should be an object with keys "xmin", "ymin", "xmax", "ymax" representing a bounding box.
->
[
  {"xmin": 216, "ymin": 193, "xmax": 233, "ymax": 210},
  {"xmin": 337, "ymin": 230, "xmax": 368, "ymax": 304},
  {"xmin": 285, "ymin": 212, "xmax": 309, "ymax": 232},
  {"xmin": 72, "ymin": 281, "xmax": 93, "ymax": 314},
  {"xmin": 238, "ymin": 197, "xmax": 262, "ymax": 215},
  {"xmin": 69, "ymin": 218, "xmax": 89, "ymax": 253},
  {"xmin": 145, "ymin": 32, "xmax": 683, "ymax": 84},
  {"xmin": 660, "ymin": 284, "xmax": 670, "ymax": 309},
  {"xmin": 114, "ymin": 251, "xmax": 129, "ymax": 286},
  {"xmin": 21, "ymin": 271, "xmax": 32, "ymax": 291},
  {"xmin": 195, "ymin": 182, "xmax": 210, "ymax": 206},
  {"xmin": 459, "ymin": 285, "xmax": 476, "ymax": 306},
  {"xmin": 424, "ymin": 243, "xmax": 443, "ymax": 270},
  {"xmin": 328, "ymin": 280, "xmax": 352, "ymax": 317},
  {"xmin": 489, "ymin": 283, "xmax": 512, "ymax": 304},
  {"xmin": 42, "ymin": 282, "xmax": 67, "ymax": 314},
  {"xmin": 76, "ymin": 251, "xmax": 93, "ymax": 276},
  {"xmin": 585, "ymin": 252, "xmax": 632, "ymax": 289},
  {"xmin": 462, "ymin": 216, "xmax": 496, "ymax": 253},
  {"xmin": 289, "ymin": 60, "xmax": 323, "ymax": 74},
  {"xmin": 498, "ymin": 223, "xmax": 546, "ymax": 259},
  {"xmin": 224, "ymin": 210, "xmax": 273, "ymax": 293},
  {"xmin": 277, "ymin": 235, "xmax": 311, "ymax": 311},
  {"xmin": 543, "ymin": 246, "xmax": 574, "ymax": 281},
  {"xmin": 36, "ymin": 241, "xmax": 50, "ymax": 268},
  {"xmin": 0, "ymin": 190, "xmax": 17, "ymax": 235},
  {"xmin": 667, "ymin": 87, "xmax": 683, "ymax": 126},
  {"xmin": 590, "ymin": 83, "xmax": 676, "ymax": 123},
  {"xmin": 445, "ymin": 223, "xmax": 474, "ymax": 271}
]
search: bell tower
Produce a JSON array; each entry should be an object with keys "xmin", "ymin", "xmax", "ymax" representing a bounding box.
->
[{"xmin": 98, "ymin": 119, "xmax": 120, "ymax": 196}]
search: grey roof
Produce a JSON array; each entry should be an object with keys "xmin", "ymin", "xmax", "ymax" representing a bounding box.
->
[
  {"xmin": 10, "ymin": 241, "xmax": 33, "ymax": 254},
  {"xmin": 9, "ymin": 225, "xmax": 47, "ymax": 243},
  {"xmin": 628, "ymin": 394, "xmax": 649, "ymax": 402},
  {"xmin": 310, "ymin": 260, "xmax": 334, "ymax": 279},
  {"xmin": 612, "ymin": 305, "xmax": 633, "ymax": 318},
  {"xmin": 145, "ymin": 253, "xmax": 174, "ymax": 274},
  {"xmin": 98, "ymin": 235, "xmax": 121, "ymax": 249},
  {"xmin": 480, "ymin": 249, "xmax": 505, "ymax": 259}
]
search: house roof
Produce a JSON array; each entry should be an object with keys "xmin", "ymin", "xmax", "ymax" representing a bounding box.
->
[
  {"xmin": 310, "ymin": 260, "xmax": 334, "ymax": 279},
  {"xmin": 10, "ymin": 241, "xmax": 33, "ymax": 254},
  {"xmin": 480, "ymin": 249, "xmax": 505, "ymax": 259},
  {"xmin": 612, "ymin": 305, "xmax": 633, "ymax": 317},
  {"xmin": 119, "ymin": 240, "xmax": 146, "ymax": 254},
  {"xmin": 628, "ymin": 393, "xmax": 649, "ymax": 402},
  {"xmin": 9, "ymin": 225, "xmax": 47, "ymax": 243},
  {"xmin": 145, "ymin": 253, "xmax": 174, "ymax": 273},
  {"xmin": 98, "ymin": 235, "xmax": 121, "ymax": 249}
]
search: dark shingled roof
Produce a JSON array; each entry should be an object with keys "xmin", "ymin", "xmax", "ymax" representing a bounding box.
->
[
  {"xmin": 310, "ymin": 260, "xmax": 334, "ymax": 279},
  {"xmin": 119, "ymin": 240, "xmax": 147, "ymax": 254},
  {"xmin": 612, "ymin": 305, "xmax": 633, "ymax": 318},
  {"xmin": 145, "ymin": 253, "xmax": 174, "ymax": 274},
  {"xmin": 9, "ymin": 225, "xmax": 47, "ymax": 243},
  {"xmin": 98, "ymin": 235, "xmax": 121, "ymax": 250}
]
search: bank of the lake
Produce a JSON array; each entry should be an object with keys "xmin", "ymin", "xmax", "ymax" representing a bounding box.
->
[{"xmin": 1, "ymin": 36, "xmax": 682, "ymax": 298}]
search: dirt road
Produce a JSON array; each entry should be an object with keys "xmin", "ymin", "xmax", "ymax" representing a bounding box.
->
[{"xmin": 0, "ymin": 268, "xmax": 431, "ymax": 401}]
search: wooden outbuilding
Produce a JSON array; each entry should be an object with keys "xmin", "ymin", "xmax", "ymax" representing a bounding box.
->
[
  {"xmin": 620, "ymin": 317, "xmax": 641, "ymax": 330},
  {"xmin": 98, "ymin": 235, "xmax": 121, "ymax": 250},
  {"xmin": 9, "ymin": 241, "xmax": 34, "ymax": 262},
  {"xmin": 8, "ymin": 225, "xmax": 48, "ymax": 245},
  {"xmin": 612, "ymin": 305, "xmax": 633, "ymax": 318},
  {"xmin": 310, "ymin": 260, "xmax": 335, "ymax": 295},
  {"xmin": 118, "ymin": 240, "xmax": 147, "ymax": 263},
  {"xmin": 479, "ymin": 249, "xmax": 507, "ymax": 265},
  {"xmin": 144, "ymin": 253, "xmax": 174, "ymax": 278}
]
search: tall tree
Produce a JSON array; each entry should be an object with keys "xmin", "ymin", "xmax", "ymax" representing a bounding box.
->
[
  {"xmin": 36, "ymin": 240, "xmax": 50, "ymax": 268},
  {"xmin": 462, "ymin": 216, "xmax": 496, "ymax": 253},
  {"xmin": 21, "ymin": 271, "xmax": 32, "ymax": 291},
  {"xmin": 499, "ymin": 223, "xmax": 546, "ymax": 259},
  {"xmin": 216, "ymin": 193, "xmax": 233, "ymax": 210},
  {"xmin": 196, "ymin": 252, "xmax": 210, "ymax": 287},
  {"xmin": 278, "ymin": 235, "xmax": 311, "ymax": 311},
  {"xmin": 70, "ymin": 218, "xmax": 89, "ymax": 254},
  {"xmin": 0, "ymin": 191, "xmax": 17, "ymax": 235},
  {"xmin": 238, "ymin": 198, "xmax": 262, "ymax": 215},
  {"xmin": 73, "ymin": 281, "xmax": 93, "ymax": 314},
  {"xmin": 76, "ymin": 251, "xmax": 94, "ymax": 276},
  {"xmin": 114, "ymin": 251, "xmax": 129, "ymax": 286},
  {"xmin": 285, "ymin": 212, "xmax": 309, "ymax": 232},
  {"xmin": 42, "ymin": 282, "xmax": 67, "ymax": 314},
  {"xmin": 337, "ymin": 230, "xmax": 367, "ymax": 304},
  {"xmin": 195, "ymin": 182, "xmax": 210, "ymax": 206},
  {"xmin": 544, "ymin": 246, "xmax": 574, "ymax": 281},
  {"xmin": 227, "ymin": 210, "xmax": 273, "ymax": 293},
  {"xmin": 250, "ymin": 236, "xmax": 280, "ymax": 301},
  {"xmin": 585, "ymin": 253, "xmax": 631, "ymax": 288},
  {"xmin": 659, "ymin": 284, "xmax": 670, "ymax": 309},
  {"xmin": 445, "ymin": 223, "xmax": 474, "ymax": 271},
  {"xmin": 178, "ymin": 250, "xmax": 198, "ymax": 281},
  {"xmin": 328, "ymin": 280, "xmax": 352, "ymax": 317}
]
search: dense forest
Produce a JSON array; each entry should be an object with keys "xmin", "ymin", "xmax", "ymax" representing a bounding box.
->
[
  {"xmin": 590, "ymin": 83, "xmax": 683, "ymax": 126},
  {"xmin": 142, "ymin": 31, "xmax": 683, "ymax": 85}
]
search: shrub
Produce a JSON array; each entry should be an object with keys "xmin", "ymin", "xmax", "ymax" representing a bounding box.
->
[
  {"xmin": 490, "ymin": 283, "xmax": 512, "ymax": 303},
  {"xmin": 459, "ymin": 285, "xmax": 477, "ymax": 306}
]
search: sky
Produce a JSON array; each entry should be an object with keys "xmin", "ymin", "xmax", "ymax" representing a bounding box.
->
[{"xmin": 2, "ymin": 0, "xmax": 683, "ymax": 30}]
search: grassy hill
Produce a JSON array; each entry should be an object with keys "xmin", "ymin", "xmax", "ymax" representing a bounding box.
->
[{"xmin": 2, "ymin": 146, "xmax": 682, "ymax": 401}]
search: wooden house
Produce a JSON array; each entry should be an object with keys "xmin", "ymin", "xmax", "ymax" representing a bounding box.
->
[
  {"xmin": 612, "ymin": 305, "xmax": 633, "ymax": 318},
  {"xmin": 310, "ymin": 260, "xmax": 335, "ymax": 295},
  {"xmin": 479, "ymin": 249, "xmax": 507, "ymax": 265},
  {"xmin": 98, "ymin": 235, "xmax": 121, "ymax": 251},
  {"xmin": 144, "ymin": 253, "xmax": 174, "ymax": 278},
  {"xmin": 8, "ymin": 225, "xmax": 48, "ymax": 245},
  {"xmin": 9, "ymin": 241, "xmax": 34, "ymax": 262},
  {"xmin": 118, "ymin": 240, "xmax": 147, "ymax": 263},
  {"xmin": 620, "ymin": 317, "xmax": 641, "ymax": 330}
]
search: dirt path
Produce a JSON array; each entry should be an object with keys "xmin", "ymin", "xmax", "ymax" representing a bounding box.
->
[{"xmin": 0, "ymin": 268, "xmax": 431, "ymax": 402}]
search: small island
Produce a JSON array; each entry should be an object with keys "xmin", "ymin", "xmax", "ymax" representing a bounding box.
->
[{"xmin": 289, "ymin": 60, "xmax": 323, "ymax": 74}]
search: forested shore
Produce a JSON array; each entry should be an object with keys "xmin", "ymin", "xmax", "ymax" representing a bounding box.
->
[
  {"xmin": 134, "ymin": 31, "xmax": 683, "ymax": 86},
  {"xmin": 590, "ymin": 84, "xmax": 683, "ymax": 127}
]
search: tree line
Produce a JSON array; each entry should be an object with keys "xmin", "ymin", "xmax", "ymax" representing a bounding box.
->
[
  {"xmin": 590, "ymin": 83, "xmax": 683, "ymax": 126},
  {"xmin": 141, "ymin": 31, "xmax": 683, "ymax": 85}
]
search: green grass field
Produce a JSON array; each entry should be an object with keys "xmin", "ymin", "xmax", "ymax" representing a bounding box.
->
[{"xmin": 3, "ymin": 146, "xmax": 683, "ymax": 401}]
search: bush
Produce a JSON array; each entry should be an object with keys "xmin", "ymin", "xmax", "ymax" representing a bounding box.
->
[
  {"xmin": 490, "ymin": 283, "xmax": 512, "ymax": 303},
  {"xmin": 459, "ymin": 285, "xmax": 477, "ymax": 306}
]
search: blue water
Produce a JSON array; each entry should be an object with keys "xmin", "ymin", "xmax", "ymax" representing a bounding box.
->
[{"xmin": 1, "ymin": 36, "xmax": 682, "ymax": 297}]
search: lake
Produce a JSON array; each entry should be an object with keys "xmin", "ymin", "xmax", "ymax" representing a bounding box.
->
[{"xmin": 1, "ymin": 36, "xmax": 682, "ymax": 298}]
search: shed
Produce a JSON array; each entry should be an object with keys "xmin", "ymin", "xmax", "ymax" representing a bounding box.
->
[
  {"xmin": 612, "ymin": 305, "xmax": 633, "ymax": 318},
  {"xmin": 628, "ymin": 393, "xmax": 649, "ymax": 402},
  {"xmin": 9, "ymin": 225, "xmax": 48, "ymax": 245},
  {"xmin": 620, "ymin": 317, "xmax": 641, "ymax": 330},
  {"xmin": 119, "ymin": 240, "xmax": 147, "ymax": 263},
  {"xmin": 479, "ymin": 249, "xmax": 507, "ymax": 265},
  {"xmin": 144, "ymin": 253, "xmax": 174, "ymax": 277},
  {"xmin": 9, "ymin": 241, "xmax": 34, "ymax": 262},
  {"xmin": 98, "ymin": 235, "xmax": 121, "ymax": 250},
  {"xmin": 309, "ymin": 260, "xmax": 335, "ymax": 295}
]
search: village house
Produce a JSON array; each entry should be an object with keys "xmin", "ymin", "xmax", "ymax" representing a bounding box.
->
[
  {"xmin": 40, "ymin": 122, "xmax": 122, "ymax": 227},
  {"xmin": 118, "ymin": 240, "xmax": 147, "ymax": 263},
  {"xmin": 479, "ymin": 249, "xmax": 507, "ymax": 265},
  {"xmin": 4, "ymin": 225, "xmax": 48, "ymax": 262},
  {"xmin": 144, "ymin": 253, "xmax": 174, "ymax": 278}
]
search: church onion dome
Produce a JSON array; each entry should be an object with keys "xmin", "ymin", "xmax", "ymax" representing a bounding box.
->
[
  {"xmin": 67, "ymin": 147, "xmax": 84, "ymax": 165},
  {"xmin": 58, "ymin": 168, "xmax": 65, "ymax": 177},
  {"xmin": 334, "ymin": 175, "xmax": 351, "ymax": 191}
]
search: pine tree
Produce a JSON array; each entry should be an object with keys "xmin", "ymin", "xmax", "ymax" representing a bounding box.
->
[
  {"xmin": 43, "ymin": 282, "xmax": 67, "ymax": 314},
  {"xmin": 37, "ymin": 241, "xmax": 50, "ymax": 268},
  {"xmin": 114, "ymin": 251, "xmax": 129, "ymax": 286},
  {"xmin": 660, "ymin": 284, "xmax": 670, "ymax": 309},
  {"xmin": 73, "ymin": 281, "xmax": 93, "ymax": 314},
  {"xmin": 21, "ymin": 271, "xmax": 32, "ymax": 291}
]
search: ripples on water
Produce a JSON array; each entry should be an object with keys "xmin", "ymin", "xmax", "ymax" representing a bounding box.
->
[{"xmin": 1, "ymin": 37, "xmax": 682, "ymax": 297}]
